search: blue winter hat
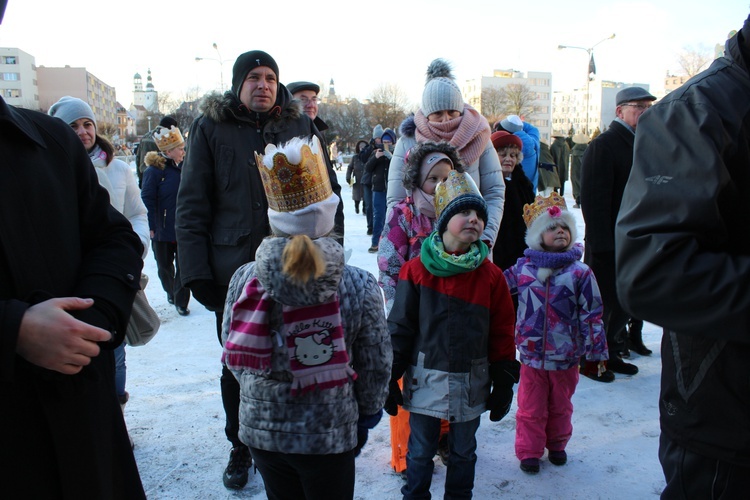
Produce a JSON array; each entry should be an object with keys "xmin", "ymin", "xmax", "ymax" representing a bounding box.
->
[
  {"xmin": 48, "ymin": 96, "xmax": 96, "ymax": 127},
  {"xmin": 381, "ymin": 128, "xmax": 396, "ymax": 143}
]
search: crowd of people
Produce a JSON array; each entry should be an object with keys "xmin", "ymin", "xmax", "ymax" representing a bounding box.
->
[{"xmin": 3, "ymin": 0, "xmax": 749, "ymax": 495}]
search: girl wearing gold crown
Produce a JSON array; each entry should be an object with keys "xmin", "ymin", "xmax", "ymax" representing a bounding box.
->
[
  {"xmin": 503, "ymin": 193, "xmax": 608, "ymax": 474},
  {"xmin": 142, "ymin": 125, "xmax": 191, "ymax": 316},
  {"xmin": 221, "ymin": 137, "xmax": 391, "ymax": 499}
]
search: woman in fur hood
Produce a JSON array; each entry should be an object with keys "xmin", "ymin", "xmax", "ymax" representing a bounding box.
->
[
  {"xmin": 141, "ymin": 125, "xmax": 191, "ymax": 315},
  {"xmin": 385, "ymin": 59, "xmax": 505, "ymax": 249}
]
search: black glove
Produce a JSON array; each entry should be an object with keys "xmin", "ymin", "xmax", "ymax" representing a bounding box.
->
[
  {"xmin": 354, "ymin": 409, "xmax": 383, "ymax": 457},
  {"xmin": 188, "ymin": 280, "xmax": 228, "ymax": 311},
  {"xmin": 487, "ymin": 360, "xmax": 521, "ymax": 422},
  {"xmin": 384, "ymin": 379, "xmax": 404, "ymax": 417}
]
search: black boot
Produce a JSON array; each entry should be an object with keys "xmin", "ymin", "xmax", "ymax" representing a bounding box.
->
[{"xmin": 628, "ymin": 319, "xmax": 652, "ymax": 356}]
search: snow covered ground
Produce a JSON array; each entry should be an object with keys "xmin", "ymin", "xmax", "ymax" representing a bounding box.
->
[{"xmin": 126, "ymin": 170, "xmax": 666, "ymax": 499}]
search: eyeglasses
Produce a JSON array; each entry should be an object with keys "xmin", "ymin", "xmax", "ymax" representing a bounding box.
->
[
  {"xmin": 299, "ymin": 96, "xmax": 318, "ymax": 104},
  {"xmin": 621, "ymin": 103, "xmax": 652, "ymax": 110}
]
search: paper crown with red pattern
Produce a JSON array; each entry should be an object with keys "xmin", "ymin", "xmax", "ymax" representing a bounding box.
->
[{"xmin": 255, "ymin": 135, "xmax": 332, "ymax": 212}]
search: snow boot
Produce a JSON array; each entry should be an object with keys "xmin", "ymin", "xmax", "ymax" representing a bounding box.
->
[{"xmin": 223, "ymin": 445, "xmax": 252, "ymax": 490}]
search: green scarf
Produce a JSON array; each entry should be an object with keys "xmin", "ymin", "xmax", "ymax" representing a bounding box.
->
[{"xmin": 420, "ymin": 232, "xmax": 489, "ymax": 277}]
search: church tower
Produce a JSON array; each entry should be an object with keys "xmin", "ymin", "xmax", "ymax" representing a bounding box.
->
[{"xmin": 132, "ymin": 68, "xmax": 159, "ymax": 113}]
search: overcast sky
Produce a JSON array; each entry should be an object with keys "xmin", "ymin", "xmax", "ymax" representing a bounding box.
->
[{"xmin": 1, "ymin": 0, "xmax": 747, "ymax": 109}]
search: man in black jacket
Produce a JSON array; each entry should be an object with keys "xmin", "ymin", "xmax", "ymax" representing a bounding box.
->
[
  {"xmin": 0, "ymin": 3, "xmax": 144, "ymax": 497},
  {"xmin": 617, "ymin": 17, "xmax": 750, "ymax": 498},
  {"xmin": 579, "ymin": 85, "xmax": 655, "ymax": 382},
  {"xmin": 175, "ymin": 50, "xmax": 344, "ymax": 490}
]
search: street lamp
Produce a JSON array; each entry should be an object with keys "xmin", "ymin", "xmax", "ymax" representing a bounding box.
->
[
  {"xmin": 195, "ymin": 42, "xmax": 231, "ymax": 92},
  {"xmin": 147, "ymin": 115, "xmax": 152, "ymax": 133},
  {"xmin": 558, "ymin": 34, "xmax": 615, "ymax": 134}
]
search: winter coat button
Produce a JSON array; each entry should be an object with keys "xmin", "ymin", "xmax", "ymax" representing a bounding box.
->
[
  {"xmin": 253, "ymin": 201, "xmax": 261, "ymax": 210},
  {"xmin": 126, "ymin": 274, "xmax": 135, "ymax": 282}
]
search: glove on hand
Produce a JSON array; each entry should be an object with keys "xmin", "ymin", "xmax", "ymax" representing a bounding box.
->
[
  {"xmin": 354, "ymin": 409, "xmax": 383, "ymax": 457},
  {"xmin": 487, "ymin": 360, "xmax": 521, "ymax": 422},
  {"xmin": 188, "ymin": 280, "xmax": 227, "ymax": 311},
  {"xmin": 384, "ymin": 379, "xmax": 404, "ymax": 417}
]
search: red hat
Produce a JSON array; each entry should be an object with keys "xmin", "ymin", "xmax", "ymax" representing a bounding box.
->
[{"xmin": 491, "ymin": 131, "xmax": 523, "ymax": 151}]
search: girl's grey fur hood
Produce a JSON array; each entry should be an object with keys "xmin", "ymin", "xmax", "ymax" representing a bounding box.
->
[{"xmin": 254, "ymin": 237, "xmax": 344, "ymax": 307}]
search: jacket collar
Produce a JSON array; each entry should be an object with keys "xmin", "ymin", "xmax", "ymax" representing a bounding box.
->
[{"xmin": 0, "ymin": 97, "xmax": 47, "ymax": 148}]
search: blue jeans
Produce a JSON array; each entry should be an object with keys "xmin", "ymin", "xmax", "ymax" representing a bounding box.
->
[
  {"xmin": 403, "ymin": 412, "xmax": 480, "ymax": 500},
  {"xmin": 114, "ymin": 343, "xmax": 126, "ymax": 399},
  {"xmin": 371, "ymin": 190, "xmax": 386, "ymax": 248},
  {"xmin": 362, "ymin": 184, "xmax": 373, "ymax": 232}
]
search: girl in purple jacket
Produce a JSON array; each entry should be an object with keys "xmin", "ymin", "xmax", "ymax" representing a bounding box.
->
[{"xmin": 503, "ymin": 193, "xmax": 608, "ymax": 474}]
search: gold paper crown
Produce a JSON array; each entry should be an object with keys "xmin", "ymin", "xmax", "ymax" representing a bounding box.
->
[
  {"xmin": 153, "ymin": 125, "xmax": 184, "ymax": 152},
  {"xmin": 255, "ymin": 136, "xmax": 332, "ymax": 212},
  {"xmin": 434, "ymin": 170, "xmax": 481, "ymax": 220},
  {"xmin": 522, "ymin": 192, "xmax": 568, "ymax": 228}
]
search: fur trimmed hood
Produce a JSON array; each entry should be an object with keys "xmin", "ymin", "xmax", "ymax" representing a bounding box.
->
[
  {"xmin": 525, "ymin": 209, "xmax": 577, "ymax": 252},
  {"xmin": 254, "ymin": 236, "xmax": 344, "ymax": 307},
  {"xmin": 199, "ymin": 85, "xmax": 303, "ymax": 126},
  {"xmin": 399, "ymin": 114, "xmax": 416, "ymax": 139},
  {"xmin": 144, "ymin": 151, "xmax": 167, "ymax": 170}
]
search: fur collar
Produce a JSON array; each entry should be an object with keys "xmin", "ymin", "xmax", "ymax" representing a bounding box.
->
[
  {"xmin": 399, "ymin": 114, "xmax": 416, "ymax": 138},
  {"xmin": 200, "ymin": 90, "xmax": 304, "ymax": 126},
  {"xmin": 144, "ymin": 151, "xmax": 166, "ymax": 170},
  {"xmin": 254, "ymin": 237, "xmax": 344, "ymax": 307}
]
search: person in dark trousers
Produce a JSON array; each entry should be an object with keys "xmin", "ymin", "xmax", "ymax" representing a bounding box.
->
[
  {"xmin": 0, "ymin": 3, "xmax": 145, "ymax": 498},
  {"xmin": 579, "ymin": 85, "xmax": 656, "ymax": 382},
  {"xmin": 222, "ymin": 136, "xmax": 390, "ymax": 499},
  {"xmin": 141, "ymin": 125, "xmax": 190, "ymax": 316},
  {"xmin": 175, "ymin": 50, "xmax": 344, "ymax": 490},
  {"xmin": 550, "ymin": 132, "xmax": 570, "ymax": 196},
  {"xmin": 616, "ymin": 17, "xmax": 750, "ymax": 498}
]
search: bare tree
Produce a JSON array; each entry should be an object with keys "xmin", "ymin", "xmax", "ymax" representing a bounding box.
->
[
  {"xmin": 320, "ymin": 99, "xmax": 371, "ymax": 153},
  {"xmin": 366, "ymin": 83, "xmax": 410, "ymax": 131},
  {"xmin": 677, "ymin": 44, "xmax": 712, "ymax": 77},
  {"xmin": 156, "ymin": 87, "xmax": 204, "ymax": 130},
  {"xmin": 480, "ymin": 87, "xmax": 505, "ymax": 123},
  {"xmin": 499, "ymin": 83, "xmax": 536, "ymax": 119}
]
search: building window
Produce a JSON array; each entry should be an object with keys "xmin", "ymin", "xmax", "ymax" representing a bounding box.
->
[
  {"xmin": 2, "ymin": 89, "xmax": 21, "ymax": 98},
  {"xmin": 1, "ymin": 56, "xmax": 17, "ymax": 64},
  {"xmin": 1, "ymin": 72, "xmax": 20, "ymax": 81}
]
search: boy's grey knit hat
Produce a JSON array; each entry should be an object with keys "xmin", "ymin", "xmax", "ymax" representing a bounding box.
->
[
  {"xmin": 421, "ymin": 59, "xmax": 465, "ymax": 117},
  {"xmin": 48, "ymin": 96, "xmax": 96, "ymax": 126}
]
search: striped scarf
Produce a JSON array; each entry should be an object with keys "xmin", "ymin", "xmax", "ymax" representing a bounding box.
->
[{"xmin": 223, "ymin": 277, "xmax": 357, "ymax": 395}]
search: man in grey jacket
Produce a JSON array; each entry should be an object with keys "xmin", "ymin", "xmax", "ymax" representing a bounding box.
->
[
  {"xmin": 616, "ymin": 17, "xmax": 750, "ymax": 498},
  {"xmin": 176, "ymin": 50, "xmax": 343, "ymax": 490}
]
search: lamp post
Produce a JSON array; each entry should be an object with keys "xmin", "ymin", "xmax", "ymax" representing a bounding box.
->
[
  {"xmin": 558, "ymin": 34, "xmax": 615, "ymax": 134},
  {"xmin": 195, "ymin": 43, "xmax": 231, "ymax": 92},
  {"xmin": 147, "ymin": 115, "xmax": 152, "ymax": 133}
]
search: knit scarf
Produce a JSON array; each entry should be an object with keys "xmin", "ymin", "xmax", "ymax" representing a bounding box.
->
[
  {"xmin": 420, "ymin": 232, "xmax": 488, "ymax": 277},
  {"xmin": 223, "ymin": 277, "xmax": 356, "ymax": 396},
  {"xmin": 88, "ymin": 144, "xmax": 108, "ymax": 168},
  {"xmin": 523, "ymin": 243, "xmax": 584, "ymax": 283},
  {"xmin": 414, "ymin": 104, "xmax": 490, "ymax": 166},
  {"xmin": 412, "ymin": 189, "xmax": 436, "ymax": 219}
]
